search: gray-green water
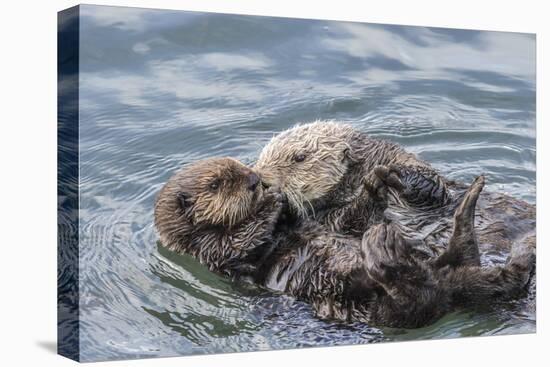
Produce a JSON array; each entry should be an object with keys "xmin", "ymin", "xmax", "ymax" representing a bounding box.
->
[{"xmin": 70, "ymin": 5, "xmax": 535, "ymax": 361}]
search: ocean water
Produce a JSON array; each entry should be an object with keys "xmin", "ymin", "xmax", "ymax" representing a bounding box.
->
[{"xmin": 61, "ymin": 5, "xmax": 536, "ymax": 361}]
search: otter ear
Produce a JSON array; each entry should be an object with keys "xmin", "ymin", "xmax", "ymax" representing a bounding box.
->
[{"xmin": 177, "ymin": 192, "xmax": 191, "ymax": 209}]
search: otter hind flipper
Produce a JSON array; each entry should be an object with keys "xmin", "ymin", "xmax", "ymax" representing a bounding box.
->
[
  {"xmin": 361, "ymin": 222, "xmax": 445, "ymax": 327},
  {"xmin": 443, "ymin": 234, "xmax": 535, "ymax": 306},
  {"xmin": 433, "ymin": 175, "xmax": 485, "ymax": 269},
  {"xmin": 362, "ymin": 222, "xmax": 428, "ymax": 295}
]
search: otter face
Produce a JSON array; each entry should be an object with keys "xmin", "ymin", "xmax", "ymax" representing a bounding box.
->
[
  {"xmin": 255, "ymin": 122, "xmax": 352, "ymax": 217},
  {"xmin": 155, "ymin": 158, "xmax": 261, "ymax": 247}
]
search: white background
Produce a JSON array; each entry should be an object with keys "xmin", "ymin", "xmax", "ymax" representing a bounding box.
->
[{"xmin": 0, "ymin": 0, "xmax": 547, "ymax": 365}]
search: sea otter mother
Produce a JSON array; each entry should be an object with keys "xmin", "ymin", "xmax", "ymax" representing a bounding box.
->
[{"xmin": 254, "ymin": 121, "xmax": 536, "ymax": 267}]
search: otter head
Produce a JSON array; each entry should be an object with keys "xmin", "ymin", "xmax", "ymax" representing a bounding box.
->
[
  {"xmin": 154, "ymin": 157, "xmax": 261, "ymax": 250},
  {"xmin": 255, "ymin": 121, "xmax": 355, "ymax": 217}
]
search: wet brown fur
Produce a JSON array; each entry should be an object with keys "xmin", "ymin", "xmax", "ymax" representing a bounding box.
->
[{"xmin": 155, "ymin": 158, "xmax": 535, "ymax": 328}]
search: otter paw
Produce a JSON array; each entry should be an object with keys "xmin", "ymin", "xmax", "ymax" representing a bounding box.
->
[
  {"xmin": 266, "ymin": 186, "xmax": 286, "ymax": 203},
  {"xmin": 364, "ymin": 165, "xmax": 405, "ymax": 201},
  {"xmin": 380, "ymin": 165, "xmax": 406, "ymax": 191},
  {"xmin": 362, "ymin": 223, "xmax": 412, "ymax": 286},
  {"xmin": 262, "ymin": 186, "xmax": 286, "ymax": 213}
]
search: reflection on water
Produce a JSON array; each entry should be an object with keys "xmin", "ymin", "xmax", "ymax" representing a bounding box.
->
[{"xmin": 68, "ymin": 5, "xmax": 536, "ymax": 361}]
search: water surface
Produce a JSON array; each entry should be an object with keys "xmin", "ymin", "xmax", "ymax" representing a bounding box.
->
[{"xmin": 68, "ymin": 5, "xmax": 535, "ymax": 361}]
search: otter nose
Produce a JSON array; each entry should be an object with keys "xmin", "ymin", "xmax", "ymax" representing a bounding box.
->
[{"xmin": 247, "ymin": 172, "xmax": 260, "ymax": 191}]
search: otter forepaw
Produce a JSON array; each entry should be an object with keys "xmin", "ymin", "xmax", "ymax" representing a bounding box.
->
[
  {"xmin": 379, "ymin": 164, "xmax": 406, "ymax": 192},
  {"xmin": 265, "ymin": 186, "xmax": 284, "ymax": 203},
  {"xmin": 260, "ymin": 186, "xmax": 286, "ymax": 218},
  {"xmin": 364, "ymin": 165, "xmax": 405, "ymax": 202}
]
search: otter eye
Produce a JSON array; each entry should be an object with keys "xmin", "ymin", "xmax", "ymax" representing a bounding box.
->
[
  {"xmin": 209, "ymin": 179, "xmax": 221, "ymax": 191},
  {"xmin": 294, "ymin": 153, "xmax": 306, "ymax": 163}
]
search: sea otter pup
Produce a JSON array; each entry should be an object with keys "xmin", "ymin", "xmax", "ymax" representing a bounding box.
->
[
  {"xmin": 154, "ymin": 157, "xmax": 535, "ymax": 328},
  {"xmin": 254, "ymin": 121, "xmax": 536, "ymax": 263}
]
